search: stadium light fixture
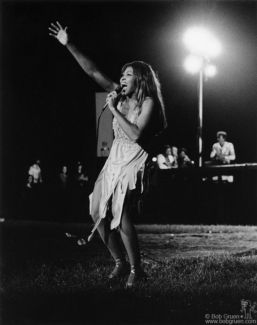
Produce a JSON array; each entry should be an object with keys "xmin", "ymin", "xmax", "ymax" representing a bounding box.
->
[
  {"xmin": 183, "ymin": 27, "xmax": 221, "ymax": 167},
  {"xmin": 183, "ymin": 27, "xmax": 222, "ymax": 58},
  {"xmin": 204, "ymin": 64, "xmax": 217, "ymax": 78},
  {"xmin": 184, "ymin": 55, "xmax": 203, "ymax": 74}
]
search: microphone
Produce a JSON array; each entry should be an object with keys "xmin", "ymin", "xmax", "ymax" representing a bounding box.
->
[{"xmin": 101, "ymin": 85, "xmax": 124, "ymax": 112}]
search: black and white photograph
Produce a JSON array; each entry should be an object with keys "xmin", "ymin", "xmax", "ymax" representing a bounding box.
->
[{"xmin": 1, "ymin": 0, "xmax": 257, "ymax": 324}]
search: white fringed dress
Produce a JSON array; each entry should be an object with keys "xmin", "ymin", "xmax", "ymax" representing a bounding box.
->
[{"xmin": 89, "ymin": 101, "xmax": 149, "ymax": 230}]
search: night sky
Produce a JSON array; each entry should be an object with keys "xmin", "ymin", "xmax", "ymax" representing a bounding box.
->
[{"xmin": 1, "ymin": 0, "xmax": 257, "ymax": 203}]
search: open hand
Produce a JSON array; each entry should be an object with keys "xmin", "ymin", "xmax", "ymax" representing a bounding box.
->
[{"xmin": 49, "ymin": 21, "xmax": 69, "ymax": 45}]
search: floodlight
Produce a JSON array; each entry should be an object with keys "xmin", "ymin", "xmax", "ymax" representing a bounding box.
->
[
  {"xmin": 183, "ymin": 27, "xmax": 221, "ymax": 167},
  {"xmin": 184, "ymin": 55, "xmax": 202, "ymax": 74},
  {"xmin": 204, "ymin": 64, "xmax": 217, "ymax": 77},
  {"xmin": 183, "ymin": 27, "xmax": 221, "ymax": 58}
]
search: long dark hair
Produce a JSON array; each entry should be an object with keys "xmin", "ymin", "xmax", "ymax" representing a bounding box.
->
[
  {"xmin": 121, "ymin": 61, "xmax": 167, "ymax": 135},
  {"xmin": 162, "ymin": 144, "xmax": 171, "ymax": 156}
]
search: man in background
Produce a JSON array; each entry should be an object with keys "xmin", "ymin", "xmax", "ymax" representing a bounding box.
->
[
  {"xmin": 210, "ymin": 131, "xmax": 236, "ymax": 165},
  {"xmin": 206, "ymin": 131, "xmax": 236, "ymax": 183}
]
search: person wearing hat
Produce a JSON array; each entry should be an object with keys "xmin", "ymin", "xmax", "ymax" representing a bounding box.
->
[{"xmin": 210, "ymin": 131, "xmax": 236, "ymax": 164}]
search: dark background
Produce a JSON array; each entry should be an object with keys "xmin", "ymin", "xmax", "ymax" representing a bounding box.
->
[{"xmin": 1, "ymin": 0, "xmax": 257, "ymax": 219}]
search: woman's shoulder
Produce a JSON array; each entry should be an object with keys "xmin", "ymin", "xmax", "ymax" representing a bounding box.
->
[
  {"xmin": 140, "ymin": 97, "xmax": 155, "ymax": 110},
  {"xmin": 143, "ymin": 96, "xmax": 154, "ymax": 103}
]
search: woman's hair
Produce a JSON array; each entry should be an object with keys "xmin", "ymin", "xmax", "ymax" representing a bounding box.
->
[
  {"xmin": 121, "ymin": 61, "xmax": 167, "ymax": 135},
  {"xmin": 179, "ymin": 148, "xmax": 187, "ymax": 154},
  {"xmin": 162, "ymin": 144, "xmax": 171, "ymax": 155}
]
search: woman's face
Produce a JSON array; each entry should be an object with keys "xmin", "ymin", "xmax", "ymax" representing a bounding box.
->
[
  {"xmin": 165, "ymin": 148, "xmax": 172, "ymax": 156},
  {"xmin": 120, "ymin": 67, "xmax": 136, "ymax": 97},
  {"xmin": 180, "ymin": 151, "xmax": 186, "ymax": 158},
  {"xmin": 171, "ymin": 147, "xmax": 178, "ymax": 156}
]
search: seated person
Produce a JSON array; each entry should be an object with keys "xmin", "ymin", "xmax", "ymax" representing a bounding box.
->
[
  {"xmin": 157, "ymin": 145, "xmax": 174, "ymax": 169},
  {"xmin": 210, "ymin": 131, "xmax": 235, "ymax": 164},
  {"xmin": 206, "ymin": 131, "xmax": 236, "ymax": 183},
  {"xmin": 171, "ymin": 146, "xmax": 178, "ymax": 168},
  {"xmin": 178, "ymin": 148, "xmax": 193, "ymax": 168}
]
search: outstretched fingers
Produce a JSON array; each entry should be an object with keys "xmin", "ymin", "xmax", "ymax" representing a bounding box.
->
[
  {"xmin": 49, "ymin": 23, "xmax": 58, "ymax": 37},
  {"xmin": 49, "ymin": 27, "xmax": 56, "ymax": 33},
  {"xmin": 48, "ymin": 22, "xmax": 67, "ymax": 37},
  {"xmin": 48, "ymin": 28, "xmax": 57, "ymax": 37},
  {"xmin": 56, "ymin": 21, "xmax": 64, "ymax": 30},
  {"xmin": 50, "ymin": 22, "xmax": 59, "ymax": 31}
]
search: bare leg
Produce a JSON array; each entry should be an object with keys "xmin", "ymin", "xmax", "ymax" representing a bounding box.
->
[
  {"xmin": 90, "ymin": 179, "xmax": 124, "ymax": 260},
  {"xmin": 119, "ymin": 188, "xmax": 141, "ymax": 267},
  {"xmin": 119, "ymin": 187, "xmax": 147, "ymax": 287}
]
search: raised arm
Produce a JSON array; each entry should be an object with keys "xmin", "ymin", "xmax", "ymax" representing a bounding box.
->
[{"xmin": 49, "ymin": 22, "xmax": 119, "ymax": 92}]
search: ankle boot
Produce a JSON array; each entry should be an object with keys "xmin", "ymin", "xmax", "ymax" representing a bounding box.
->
[
  {"xmin": 109, "ymin": 258, "xmax": 130, "ymax": 279},
  {"xmin": 126, "ymin": 265, "xmax": 147, "ymax": 288}
]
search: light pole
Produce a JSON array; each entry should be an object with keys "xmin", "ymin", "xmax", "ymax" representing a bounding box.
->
[
  {"xmin": 198, "ymin": 68, "xmax": 203, "ymax": 167},
  {"xmin": 183, "ymin": 27, "xmax": 221, "ymax": 167}
]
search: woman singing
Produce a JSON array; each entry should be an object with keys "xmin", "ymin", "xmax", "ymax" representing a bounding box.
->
[{"xmin": 49, "ymin": 22, "xmax": 167, "ymax": 287}]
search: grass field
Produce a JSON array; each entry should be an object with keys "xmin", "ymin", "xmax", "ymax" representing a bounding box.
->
[{"xmin": 0, "ymin": 221, "xmax": 257, "ymax": 325}]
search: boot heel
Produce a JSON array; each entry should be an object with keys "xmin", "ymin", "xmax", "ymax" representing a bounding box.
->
[
  {"xmin": 109, "ymin": 258, "xmax": 130, "ymax": 279},
  {"xmin": 126, "ymin": 266, "xmax": 147, "ymax": 288}
]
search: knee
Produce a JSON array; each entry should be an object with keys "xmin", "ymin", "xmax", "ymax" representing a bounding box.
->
[{"xmin": 120, "ymin": 214, "xmax": 135, "ymax": 235}]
